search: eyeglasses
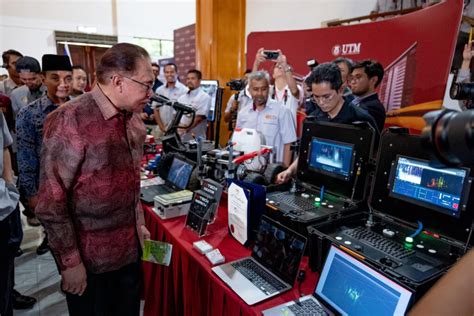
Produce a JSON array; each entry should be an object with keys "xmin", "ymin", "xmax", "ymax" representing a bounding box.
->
[
  {"xmin": 121, "ymin": 75, "xmax": 153, "ymax": 92},
  {"xmin": 349, "ymin": 75, "xmax": 365, "ymax": 82},
  {"xmin": 312, "ymin": 92, "xmax": 336, "ymax": 104}
]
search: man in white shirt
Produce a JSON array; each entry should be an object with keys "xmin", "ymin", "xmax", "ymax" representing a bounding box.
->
[
  {"xmin": 236, "ymin": 71, "xmax": 296, "ymax": 167},
  {"xmin": 177, "ymin": 69, "xmax": 210, "ymax": 142},
  {"xmin": 153, "ymin": 63, "xmax": 187, "ymax": 135}
]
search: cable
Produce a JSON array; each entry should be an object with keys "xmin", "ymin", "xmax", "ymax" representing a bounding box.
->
[{"xmin": 408, "ymin": 221, "xmax": 423, "ymax": 238}]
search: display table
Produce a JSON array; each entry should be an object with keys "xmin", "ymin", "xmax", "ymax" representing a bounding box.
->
[{"xmin": 141, "ymin": 194, "xmax": 319, "ymax": 316}]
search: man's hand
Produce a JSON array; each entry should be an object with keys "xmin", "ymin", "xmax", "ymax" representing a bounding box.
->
[
  {"xmin": 276, "ymin": 50, "xmax": 287, "ymax": 67},
  {"xmin": 463, "ymin": 43, "xmax": 474, "ymax": 62},
  {"xmin": 252, "ymin": 48, "xmax": 267, "ymax": 72},
  {"xmin": 276, "ymin": 169, "xmax": 292, "ymax": 184},
  {"xmin": 28, "ymin": 195, "xmax": 38, "ymax": 209},
  {"xmin": 141, "ymin": 225, "xmax": 151, "ymax": 240},
  {"xmin": 140, "ymin": 112, "xmax": 149, "ymax": 120},
  {"xmin": 61, "ymin": 262, "xmax": 87, "ymax": 296}
]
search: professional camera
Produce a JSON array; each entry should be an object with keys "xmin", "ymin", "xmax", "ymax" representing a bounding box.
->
[
  {"xmin": 226, "ymin": 79, "xmax": 246, "ymax": 91},
  {"xmin": 421, "ymin": 109, "xmax": 474, "ymax": 166},
  {"xmin": 450, "ymin": 82, "xmax": 474, "ymax": 103},
  {"xmin": 307, "ymin": 59, "xmax": 319, "ymax": 71}
]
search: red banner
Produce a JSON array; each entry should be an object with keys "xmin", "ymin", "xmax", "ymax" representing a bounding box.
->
[{"xmin": 247, "ymin": 0, "xmax": 462, "ymax": 131}]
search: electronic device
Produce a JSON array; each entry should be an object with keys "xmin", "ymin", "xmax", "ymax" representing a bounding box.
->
[
  {"xmin": 153, "ymin": 190, "xmax": 193, "ymax": 219},
  {"xmin": 206, "ymin": 249, "xmax": 225, "ymax": 265},
  {"xmin": 185, "ymin": 190, "xmax": 215, "ymax": 236},
  {"xmin": 200, "ymin": 79, "xmax": 219, "ymax": 122},
  {"xmin": 140, "ymin": 155, "xmax": 195, "ymax": 204},
  {"xmin": 263, "ymin": 50, "xmax": 279, "ymax": 60},
  {"xmin": 266, "ymin": 121, "xmax": 375, "ymax": 233},
  {"xmin": 212, "ymin": 216, "xmax": 307, "ymax": 305},
  {"xmin": 307, "ymin": 128, "xmax": 474, "ymax": 301},
  {"xmin": 193, "ymin": 240, "xmax": 213, "ymax": 254},
  {"xmin": 262, "ymin": 245, "xmax": 413, "ymax": 316}
]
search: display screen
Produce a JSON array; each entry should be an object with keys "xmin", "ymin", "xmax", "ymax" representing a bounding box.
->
[
  {"xmin": 317, "ymin": 246, "xmax": 412, "ymax": 316},
  {"xmin": 390, "ymin": 156, "xmax": 468, "ymax": 218},
  {"xmin": 253, "ymin": 217, "xmax": 306, "ymax": 284},
  {"xmin": 201, "ymin": 80, "xmax": 219, "ymax": 122},
  {"xmin": 308, "ymin": 137, "xmax": 354, "ymax": 181},
  {"xmin": 167, "ymin": 157, "xmax": 193, "ymax": 190}
]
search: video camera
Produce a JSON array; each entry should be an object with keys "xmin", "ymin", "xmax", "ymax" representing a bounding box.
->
[
  {"xmin": 450, "ymin": 82, "xmax": 474, "ymax": 106},
  {"xmin": 226, "ymin": 79, "xmax": 246, "ymax": 91}
]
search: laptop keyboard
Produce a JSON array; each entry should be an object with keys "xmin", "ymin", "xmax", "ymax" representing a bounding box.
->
[
  {"xmin": 288, "ymin": 298, "xmax": 328, "ymax": 316},
  {"xmin": 269, "ymin": 193, "xmax": 316, "ymax": 212},
  {"xmin": 231, "ymin": 259, "xmax": 287, "ymax": 295},
  {"xmin": 343, "ymin": 227, "xmax": 415, "ymax": 259}
]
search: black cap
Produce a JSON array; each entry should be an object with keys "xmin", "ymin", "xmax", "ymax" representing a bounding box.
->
[
  {"xmin": 42, "ymin": 54, "xmax": 72, "ymax": 72},
  {"xmin": 16, "ymin": 56, "xmax": 41, "ymax": 73}
]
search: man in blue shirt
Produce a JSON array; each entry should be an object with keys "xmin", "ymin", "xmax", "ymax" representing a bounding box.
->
[{"xmin": 16, "ymin": 54, "xmax": 72, "ymax": 255}]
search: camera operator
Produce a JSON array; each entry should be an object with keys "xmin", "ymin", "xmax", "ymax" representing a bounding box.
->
[
  {"xmin": 252, "ymin": 48, "xmax": 303, "ymax": 126},
  {"xmin": 455, "ymin": 42, "xmax": 474, "ymax": 110},
  {"xmin": 223, "ymin": 71, "xmax": 252, "ymax": 129}
]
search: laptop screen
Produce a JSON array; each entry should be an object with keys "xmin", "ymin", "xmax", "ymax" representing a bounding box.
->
[
  {"xmin": 316, "ymin": 246, "xmax": 412, "ymax": 316},
  {"xmin": 167, "ymin": 157, "xmax": 194, "ymax": 190},
  {"xmin": 308, "ymin": 137, "xmax": 354, "ymax": 181},
  {"xmin": 252, "ymin": 216, "xmax": 306, "ymax": 285},
  {"xmin": 389, "ymin": 155, "xmax": 469, "ymax": 219}
]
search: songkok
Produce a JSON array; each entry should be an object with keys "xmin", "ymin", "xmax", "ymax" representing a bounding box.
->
[
  {"xmin": 42, "ymin": 54, "xmax": 72, "ymax": 72},
  {"xmin": 15, "ymin": 56, "xmax": 41, "ymax": 73}
]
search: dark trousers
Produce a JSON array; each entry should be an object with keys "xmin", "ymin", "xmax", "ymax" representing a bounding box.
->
[
  {"xmin": 0, "ymin": 208, "xmax": 22, "ymax": 316},
  {"xmin": 65, "ymin": 260, "xmax": 142, "ymax": 316}
]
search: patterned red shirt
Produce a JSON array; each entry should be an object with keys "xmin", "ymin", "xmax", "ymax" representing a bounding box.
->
[{"xmin": 36, "ymin": 86, "xmax": 146, "ymax": 273}]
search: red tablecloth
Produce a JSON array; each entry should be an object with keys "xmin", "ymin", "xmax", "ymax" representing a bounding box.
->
[{"xmin": 142, "ymin": 195, "xmax": 319, "ymax": 316}]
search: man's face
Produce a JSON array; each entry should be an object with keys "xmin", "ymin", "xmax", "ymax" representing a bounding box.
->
[
  {"xmin": 6, "ymin": 55, "xmax": 20, "ymax": 79},
  {"xmin": 152, "ymin": 65, "xmax": 160, "ymax": 78},
  {"xmin": 249, "ymin": 78, "xmax": 269, "ymax": 106},
  {"xmin": 311, "ymin": 82, "xmax": 343, "ymax": 114},
  {"xmin": 119, "ymin": 58, "xmax": 154, "ymax": 112},
  {"xmin": 43, "ymin": 71, "xmax": 73, "ymax": 100},
  {"xmin": 19, "ymin": 72, "xmax": 42, "ymax": 91},
  {"xmin": 163, "ymin": 65, "xmax": 177, "ymax": 84},
  {"xmin": 72, "ymin": 68, "xmax": 87, "ymax": 92},
  {"xmin": 337, "ymin": 62, "xmax": 350, "ymax": 83},
  {"xmin": 185, "ymin": 73, "xmax": 200, "ymax": 90},
  {"xmin": 350, "ymin": 68, "xmax": 375, "ymax": 96}
]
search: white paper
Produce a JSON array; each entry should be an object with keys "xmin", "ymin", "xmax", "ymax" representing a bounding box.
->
[{"xmin": 227, "ymin": 182, "xmax": 248, "ymax": 245}]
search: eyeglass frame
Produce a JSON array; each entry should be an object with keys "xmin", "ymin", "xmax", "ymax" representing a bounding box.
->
[
  {"xmin": 312, "ymin": 91, "xmax": 338, "ymax": 104},
  {"xmin": 112, "ymin": 74, "xmax": 154, "ymax": 92}
]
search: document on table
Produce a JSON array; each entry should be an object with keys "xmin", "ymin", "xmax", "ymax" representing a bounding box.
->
[
  {"xmin": 227, "ymin": 182, "xmax": 249, "ymax": 245},
  {"xmin": 142, "ymin": 239, "xmax": 173, "ymax": 266}
]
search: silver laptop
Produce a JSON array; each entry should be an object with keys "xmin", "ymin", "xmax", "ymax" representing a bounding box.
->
[
  {"xmin": 212, "ymin": 216, "xmax": 307, "ymax": 305},
  {"xmin": 263, "ymin": 245, "xmax": 413, "ymax": 316}
]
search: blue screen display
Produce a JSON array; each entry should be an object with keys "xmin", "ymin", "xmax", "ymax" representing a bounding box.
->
[
  {"xmin": 167, "ymin": 158, "xmax": 193, "ymax": 190},
  {"xmin": 308, "ymin": 137, "xmax": 354, "ymax": 180},
  {"xmin": 317, "ymin": 247, "xmax": 412, "ymax": 316},
  {"xmin": 391, "ymin": 156, "xmax": 467, "ymax": 218}
]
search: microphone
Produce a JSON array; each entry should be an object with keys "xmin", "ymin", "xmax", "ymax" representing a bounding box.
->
[{"xmin": 149, "ymin": 94, "xmax": 195, "ymax": 113}]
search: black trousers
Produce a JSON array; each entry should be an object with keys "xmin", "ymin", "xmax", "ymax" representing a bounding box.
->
[
  {"xmin": 65, "ymin": 260, "xmax": 142, "ymax": 316},
  {"xmin": 0, "ymin": 207, "xmax": 22, "ymax": 316}
]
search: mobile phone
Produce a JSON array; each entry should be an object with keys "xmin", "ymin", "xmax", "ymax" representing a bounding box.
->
[{"xmin": 263, "ymin": 50, "xmax": 279, "ymax": 60}]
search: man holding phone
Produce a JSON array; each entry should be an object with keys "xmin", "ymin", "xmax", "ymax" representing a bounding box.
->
[{"xmin": 252, "ymin": 48, "xmax": 303, "ymax": 127}]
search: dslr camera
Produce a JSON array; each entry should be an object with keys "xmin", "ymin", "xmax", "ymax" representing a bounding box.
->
[
  {"xmin": 450, "ymin": 82, "xmax": 474, "ymax": 106},
  {"xmin": 226, "ymin": 79, "xmax": 246, "ymax": 91}
]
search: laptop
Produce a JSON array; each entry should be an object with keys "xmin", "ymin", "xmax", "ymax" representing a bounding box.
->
[
  {"xmin": 262, "ymin": 245, "xmax": 413, "ymax": 316},
  {"xmin": 212, "ymin": 216, "xmax": 307, "ymax": 305},
  {"xmin": 140, "ymin": 156, "xmax": 194, "ymax": 204}
]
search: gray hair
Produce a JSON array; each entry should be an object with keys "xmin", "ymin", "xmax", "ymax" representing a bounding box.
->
[
  {"xmin": 247, "ymin": 71, "xmax": 271, "ymax": 85},
  {"xmin": 333, "ymin": 57, "xmax": 354, "ymax": 73}
]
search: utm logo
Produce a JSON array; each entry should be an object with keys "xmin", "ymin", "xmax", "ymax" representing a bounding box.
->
[{"xmin": 332, "ymin": 43, "xmax": 361, "ymax": 56}]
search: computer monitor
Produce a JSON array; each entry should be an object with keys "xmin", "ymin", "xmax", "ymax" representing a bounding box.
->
[
  {"xmin": 200, "ymin": 80, "xmax": 219, "ymax": 122},
  {"xmin": 167, "ymin": 156, "xmax": 194, "ymax": 190},
  {"xmin": 389, "ymin": 155, "xmax": 469, "ymax": 218},
  {"xmin": 307, "ymin": 137, "xmax": 355, "ymax": 181},
  {"xmin": 316, "ymin": 246, "xmax": 412, "ymax": 316}
]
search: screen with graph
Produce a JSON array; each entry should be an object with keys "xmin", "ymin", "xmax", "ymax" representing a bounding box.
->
[
  {"xmin": 317, "ymin": 246, "xmax": 412, "ymax": 316},
  {"xmin": 389, "ymin": 156, "xmax": 468, "ymax": 218}
]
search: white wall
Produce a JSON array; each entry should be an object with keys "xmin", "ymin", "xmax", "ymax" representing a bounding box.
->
[
  {"xmin": 0, "ymin": 0, "xmax": 196, "ymax": 74},
  {"xmin": 246, "ymin": 0, "xmax": 376, "ymax": 37}
]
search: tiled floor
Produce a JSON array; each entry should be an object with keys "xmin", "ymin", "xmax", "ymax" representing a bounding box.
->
[{"xmin": 14, "ymin": 215, "xmax": 68, "ymax": 316}]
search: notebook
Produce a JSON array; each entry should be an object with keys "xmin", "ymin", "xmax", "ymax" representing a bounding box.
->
[{"xmin": 212, "ymin": 216, "xmax": 307, "ymax": 305}]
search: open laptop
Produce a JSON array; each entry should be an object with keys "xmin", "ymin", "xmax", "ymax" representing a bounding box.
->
[
  {"xmin": 212, "ymin": 216, "xmax": 307, "ymax": 305},
  {"xmin": 140, "ymin": 156, "xmax": 194, "ymax": 204},
  {"xmin": 263, "ymin": 245, "xmax": 413, "ymax": 316}
]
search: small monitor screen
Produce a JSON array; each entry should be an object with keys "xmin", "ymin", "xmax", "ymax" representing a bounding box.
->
[
  {"xmin": 201, "ymin": 80, "xmax": 219, "ymax": 122},
  {"xmin": 317, "ymin": 246, "xmax": 412, "ymax": 316},
  {"xmin": 390, "ymin": 156, "xmax": 468, "ymax": 218},
  {"xmin": 308, "ymin": 137, "xmax": 354, "ymax": 181},
  {"xmin": 167, "ymin": 157, "xmax": 193, "ymax": 190},
  {"xmin": 252, "ymin": 217, "xmax": 306, "ymax": 284}
]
